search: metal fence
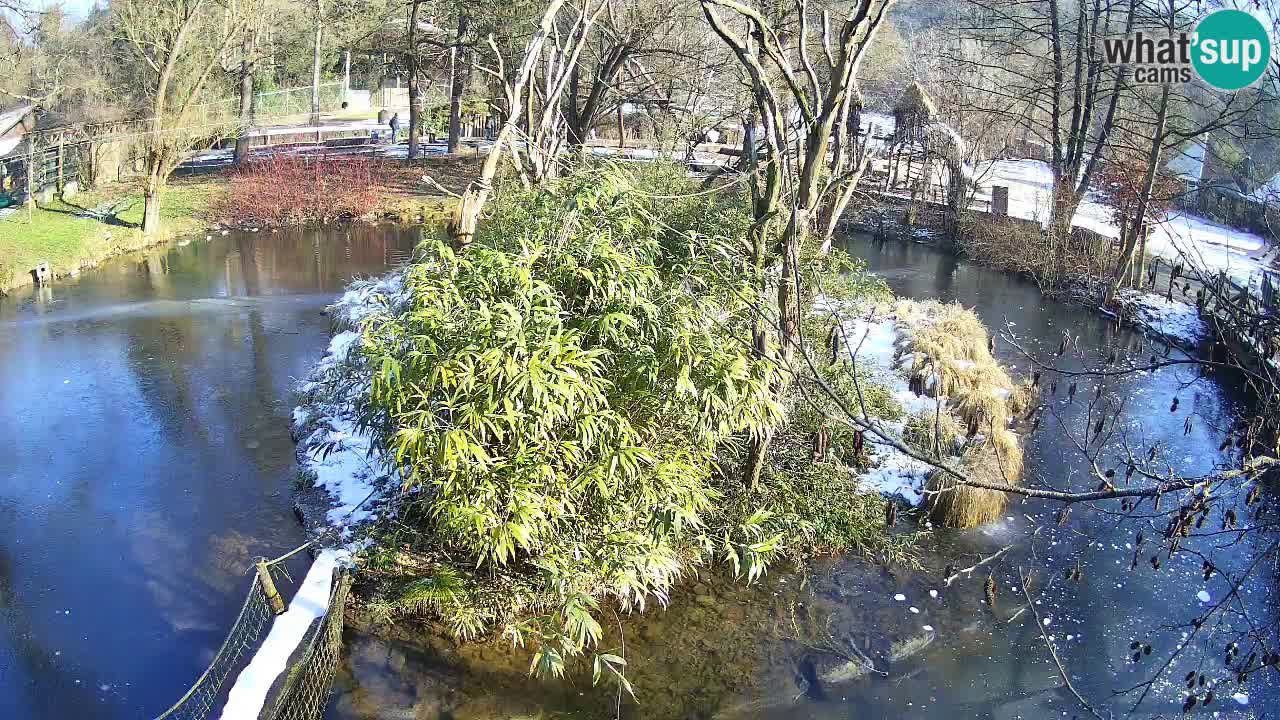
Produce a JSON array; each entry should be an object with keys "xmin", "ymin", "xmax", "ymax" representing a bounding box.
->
[
  {"xmin": 255, "ymin": 83, "xmax": 347, "ymax": 120},
  {"xmin": 0, "ymin": 142, "xmax": 86, "ymax": 200},
  {"xmin": 152, "ymin": 554, "xmax": 351, "ymax": 720}
]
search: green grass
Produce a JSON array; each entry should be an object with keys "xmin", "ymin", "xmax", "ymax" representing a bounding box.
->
[{"xmin": 0, "ymin": 178, "xmax": 225, "ymax": 293}]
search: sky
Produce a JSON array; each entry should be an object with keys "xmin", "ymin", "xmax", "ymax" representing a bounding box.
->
[{"xmin": 36, "ymin": 0, "xmax": 97, "ymax": 21}]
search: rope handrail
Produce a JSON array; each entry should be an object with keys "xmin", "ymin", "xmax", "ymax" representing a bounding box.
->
[{"xmin": 152, "ymin": 574, "xmax": 271, "ymax": 720}]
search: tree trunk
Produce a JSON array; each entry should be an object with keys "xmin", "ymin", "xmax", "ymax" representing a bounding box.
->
[
  {"xmin": 235, "ymin": 35, "xmax": 255, "ymax": 165},
  {"xmin": 1106, "ymin": 83, "xmax": 1170, "ymax": 304},
  {"xmin": 447, "ymin": 13, "xmax": 470, "ymax": 154},
  {"xmin": 310, "ymin": 0, "xmax": 323, "ymax": 126},
  {"xmin": 616, "ymin": 102, "xmax": 625, "ymax": 149},
  {"xmin": 565, "ymin": 45, "xmax": 630, "ymax": 149},
  {"xmin": 407, "ymin": 0, "xmax": 423, "ymax": 160},
  {"xmin": 741, "ymin": 124, "xmax": 780, "ymax": 489},
  {"xmin": 142, "ymin": 172, "xmax": 163, "ymax": 237}
]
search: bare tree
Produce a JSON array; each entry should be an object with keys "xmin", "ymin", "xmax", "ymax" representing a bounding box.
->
[
  {"xmin": 561, "ymin": 0, "xmax": 683, "ymax": 149},
  {"xmin": 115, "ymin": 0, "xmax": 245, "ymax": 235},
  {"xmin": 1, "ymin": 1, "xmax": 66, "ymax": 104},
  {"xmin": 702, "ymin": 0, "xmax": 894, "ymax": 487},
  {"xmin": 942, "ymin": 0, "xmax": 1137, "ymax": 288},
  {"xmin": 447, "ymin": 0, "xmax": 578, "ymax": 249},
  {"xmin": 231, "ymin": 1, "xmax": 280, "ymax": 164}
]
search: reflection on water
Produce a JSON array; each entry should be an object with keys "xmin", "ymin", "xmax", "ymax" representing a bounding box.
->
[
  {"xmin": 0, "ymin": 225, "xmax": 419, "ymax": 720},
  {"xmin": 327, "ymin": 235, "xmax": 1278, "ymax": 720}
]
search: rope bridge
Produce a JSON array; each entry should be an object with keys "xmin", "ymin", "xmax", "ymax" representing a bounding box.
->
[{"xmin": 153, "ymin": 546, "xmax": 350, "ymax": 720}]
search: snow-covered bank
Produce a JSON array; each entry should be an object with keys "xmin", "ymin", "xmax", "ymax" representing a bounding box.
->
[
  {"xmin": 292, "ymin": 273, "xmax": 407, "ymax": 537},
  {"xmin": 815, "ymin": 297, "xmax": 1031, "ymax": 527},
  {"xmin": 217, "ymin": 274, "xmax": 409, "ymax": 720},
  {"xmin": 1114, "ymin": 291, "xmax": 1207, "ymax": 347},
  {"xmin": 980, "ymin": 159, "xmax": 1271, "ymax": 285},
  {"xmin": 831, "ymin": 313, "xmax": 938, "ymax": 506}
]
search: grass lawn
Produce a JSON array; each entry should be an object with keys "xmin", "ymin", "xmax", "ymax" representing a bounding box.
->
[{"xmin": 0, "ymin": 178, "xmax": 225, "ymax": 293}]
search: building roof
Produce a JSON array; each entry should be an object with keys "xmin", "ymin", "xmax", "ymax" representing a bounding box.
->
[{"xmin": 0, "ymin": 104, "xmax": 34, "ymax": 137}]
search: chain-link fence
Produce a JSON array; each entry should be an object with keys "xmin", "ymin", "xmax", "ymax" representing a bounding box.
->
[
  {"xmin": 152, "ymin": 554, "xmax": 352, "ymax": 720},
  {"xmin": 254, "ymin": 83, "xmax": 348, "ymax": 120}
]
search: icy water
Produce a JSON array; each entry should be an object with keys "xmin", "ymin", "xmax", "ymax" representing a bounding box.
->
[
  {"xmin": 0, "ymin": 225, "xmax": 418, "ymax": 719},
  {"xmin": 328, "ymin": 236, "xmax": 1279, "ymax": 720}
]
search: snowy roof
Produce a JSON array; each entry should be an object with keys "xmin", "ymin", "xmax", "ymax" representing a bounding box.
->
[
  {"xmin": 1165, "ymin": 141, "xmax": 1205, "ymax": 183},
  {"xmin": 0, "ymin": 137, "xmax": 21, "ymax": 159},
  {"xmin": 0, "ymin": 104, "xmax": 33, "ymax": 137}
]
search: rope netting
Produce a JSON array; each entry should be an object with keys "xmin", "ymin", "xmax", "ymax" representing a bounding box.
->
[
  {"xmin": 267, "ymin": 572, "xmax": 353, "ymax": 720},
  {"xmin": 153, "ymin": 575, "xmax": 274, "ymax": 720},
  {"xmin": 153, "ymin": 552, "xmax": 351, "ymax": 720}
]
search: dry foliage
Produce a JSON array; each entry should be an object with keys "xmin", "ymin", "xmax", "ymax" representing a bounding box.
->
[
  {"xmin": 956, "ymin": 214, "xmax": 1117, "ymax": 288},
  {"xmin": 220, "ymin": 154, "xmax": 385, "ymax": 226},
  {"xmin": 888, "ymin": 300, "xmax": 1030, "ymax": 527}
]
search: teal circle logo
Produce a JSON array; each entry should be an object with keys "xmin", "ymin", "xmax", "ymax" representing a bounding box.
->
[{"xmin": 1192, "ymin": 9, "xmax": 1271, "ymax": 90}]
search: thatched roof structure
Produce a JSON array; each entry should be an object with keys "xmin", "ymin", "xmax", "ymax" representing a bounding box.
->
[
  {"xmin": 894, "ymin": 82, "xmax": 937, "ymax": 120},
  {"xmin": 893, "ymin": 82, "xmax": 937, "ymax": 142}
]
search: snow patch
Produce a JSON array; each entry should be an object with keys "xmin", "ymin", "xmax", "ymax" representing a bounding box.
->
[
  {"xmin": 218, "ymin": 549, "xmax": 348, "ymax": 720},
  {"xmin": 814, "ymin": 303, "xmax": 955, "ymax": 507},
  {"xmin": 978, "ymin": 159, "xmax": 1270, "ymax": 284},
  {"xmin": 1116, "ymin": 291, "xmax": 1206, "ymax": 346},
  {"xmin": 292, "ymin": 273, "xmax": 410, "ymax": 537}
]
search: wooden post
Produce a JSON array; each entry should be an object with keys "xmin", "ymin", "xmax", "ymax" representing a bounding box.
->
[
  {"xmin": 256, "ymin": 558, "xmax": 287, "ymax": 615},
  {"xmin": 57, "ymin": 136, "xmax": 65, "ymax": 192},
  {"xmin": 617, "ymin": 102, "xmax": 625, "ymax": 150}
]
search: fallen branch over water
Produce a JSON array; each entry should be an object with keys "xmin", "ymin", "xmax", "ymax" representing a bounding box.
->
[{"xmin": 942, "ymin": 545, "xmax": 1013, "ymax": 588}]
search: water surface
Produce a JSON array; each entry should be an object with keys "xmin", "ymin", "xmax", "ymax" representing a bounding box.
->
[{"xmin": 0, "ymin": 225, "xmax": 417, "ymax": 719}]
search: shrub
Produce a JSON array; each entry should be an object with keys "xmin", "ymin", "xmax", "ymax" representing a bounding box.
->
[
  {"xmin": 220, "ymin": 154, "xmax": 384, "ymax": 226},
  {"xmin": 888, "ymin": 300, "xmax": 1030, "ymax": 527},
  {"xmin": 955, "ymin": 213, "xmax": 1116, "ymax": 287},
  {"xmin": 356, "ymin": 164, "xmax": 779, "ymax": 678}
]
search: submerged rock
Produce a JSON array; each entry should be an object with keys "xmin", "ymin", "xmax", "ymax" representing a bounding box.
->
[{"xmin": 888, "ymin": 627, "xmax": 937, "ymax": 663}]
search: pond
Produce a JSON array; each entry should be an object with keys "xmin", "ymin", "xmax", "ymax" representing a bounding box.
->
[
  {"xmin": 325, "ymin": 234, "xmax": 1279, "ymax": 719},
  {"xmin": 0, "ymin": 225, "xmax": 418, "ymax": 719}
]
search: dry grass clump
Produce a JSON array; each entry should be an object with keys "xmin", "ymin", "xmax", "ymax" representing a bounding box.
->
[
  {"xmin": 903, "ymin": 408, "xmax": 965, "ymax": 457},
  {"xmin": 955, "ymin": 215, "xmax": 1117, "ymax": 288},
  {"xmin": 885, "ymin": 299, "xmax": 1029, "ymax": 527}
]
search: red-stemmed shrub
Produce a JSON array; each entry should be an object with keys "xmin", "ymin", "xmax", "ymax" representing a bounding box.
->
[{"xmin": 220, "ymin": 153, "xmax": 385, "ymax": 226}]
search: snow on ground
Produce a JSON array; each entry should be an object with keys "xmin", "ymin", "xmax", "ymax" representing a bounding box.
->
[
  {"xmin": 1116, "ymin": 290, "xmax": 1207, "ymax": 346},
  {"xmin": 294, "ymin": 273, "xmax": 408, "ymax": 536},
  {"xmin": 816, "ymin": 301, "xmax": 942, "ymax": 506},
  {"xmin": 978, "ymin": 159, "xmax": 1271, "ymax": 285},
  {"xmin": 218, "ymin": 275, "xmax": 409, "ymax": 720},
  {"xmin": 218, "ymin": 548, "xmax": 348, "ymax": 720},
  {"xmin": 1144, "ymin": 211, "xmax": 1269, "ymax": 286}
]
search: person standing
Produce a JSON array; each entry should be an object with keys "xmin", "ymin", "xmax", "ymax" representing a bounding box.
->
[{"xmin": 389, "ymin": 113, "xmax": 401, "ymax": 143}]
